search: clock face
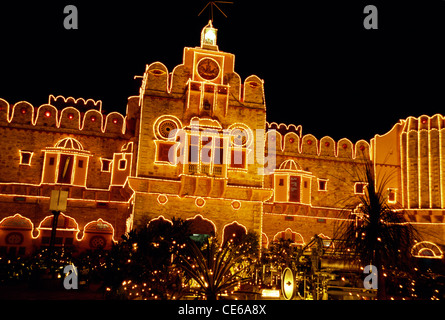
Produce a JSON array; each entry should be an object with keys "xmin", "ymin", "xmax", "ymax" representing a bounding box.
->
[{"xmin": 197, "ymin": 58, "xmax": 220, "ymax": 81}]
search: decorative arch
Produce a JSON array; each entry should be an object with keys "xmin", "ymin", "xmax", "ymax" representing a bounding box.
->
[
  {"xmin": 37, "ymin": 213, "xmax": 80, "ymax": 247},
  {"xmin": 301, "ymin": 134, "xmax": 318, "ymax": 155},
  {"xmin": 104, "ymin": 112, "xmax": 125, "ymax": 134},
  {"xmin": 82, "ymin": 109, "xmax": 103, "ymax": 132},
  {"xmin": 34, "ymin": 104, "xmax": 59, "ymax": 127},
  {"xmin": 411, "ymin": 241, "xmax": 443, "ymax": 259},
  {"xmin": 337, "ymin": 138, "xmax": 353, "ymax": 159},
  {"xmin": 144, "ymin": 61, "xmax": 169, "ymax": 93},
  {"xmin": 273, "ymin": 228, "xmax": 305, "ymax": 246},
  {"xmin": 355, "ymin": 140, "xmax": 370, "ymax": 159},
  {"xmin": 54, "ymin": 137, "xmax": 84, "ymax": 150},
  {"xmin": 10, "ymin": 101, "xmax": 34, "ymax": 124},
  {"xmin": 0, "ymin": 98, "xmax": 10, "ymax": 123},
  {"xmin": 0, "ymin": 214, "xmax": 35, "ymax": 256},
  {"xmin": 186, "ymin": 214, "xmax": 216, "ymax": 236},
  {"xmin": 222, "ymin": 221, "xmax": 247, "ymax": 244},
  {"xmin": 261, "ymin": 232, "xmax": 269, "ymax": 249},
  {"xmin": 147, "ymin": 215, "xmax": 173, "ymax": 229},
  {"xmin": 79, "ymin": 218, "xmax": 117, "ymax": 250},
  {"xmin": 265, "ymin": 129, "xmax": 283, "ymax": 153},
  {"xmin": 319, "ymin": 136, "xmax": 336, "ymax": 157},
  {"xmin": 316, "ymin": 233, "xmax": 334, "ymax": 249},
  {"xmin": 59, "ymin": 107, "xmax": 81, "ymax": 130},
  {"xmin": 283, "ymin": 132, "xmax": 300, "ymax": 154},
  {"xmin": 243, "ymin": 75, "xmax": 264, "ymax": 104}
]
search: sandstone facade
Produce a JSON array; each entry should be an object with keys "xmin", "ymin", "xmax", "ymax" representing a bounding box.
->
[{"xmin": 0, "ymin": 22, "xmax": 443, "ymax": 259}]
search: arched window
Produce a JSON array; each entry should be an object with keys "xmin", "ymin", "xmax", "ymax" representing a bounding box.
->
[
  {"xmin": 411, "ymin": 241, "xmax": 443, "ymax": 259},
  {"xmin": 187, "ymin": 215, "xmax": 216, "ymax": 243},
  {"xmin": 223, "ymin": 221, "xmax": 247, "ymax": 244},
  {"xmin": 273, "ymin": 228, "xmax": 305, "ymax": 246}
]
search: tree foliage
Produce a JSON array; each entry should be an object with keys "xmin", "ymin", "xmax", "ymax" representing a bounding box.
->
[
  {"xmin": 334, "ymin": 159, "xmax": 421, "ymax": 298},
  {"xmin": 177, "ymin": 233, "xmax": 259, "ymax": 300}
]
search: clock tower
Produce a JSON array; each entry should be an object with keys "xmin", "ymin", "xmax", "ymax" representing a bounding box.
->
[{"xmin": 130, "ymin": 21, "xmax": 271, "ymax": 243}]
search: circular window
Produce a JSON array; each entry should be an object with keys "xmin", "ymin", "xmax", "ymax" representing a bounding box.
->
[
  {"xmin": 232, "ymin": 128, "xmax": 247, "ymax": 147},
  {"xmin": 6, "ymin": 232, "xmax": 24, "ymax": 245},
  {"xmin": 195, "ymin": 197, "xmax": 206, "ymax": 208},
  {"xmin": 158, "ymin": 120, "xmax": 178, "ymax": 139},
  {"xmin": 230, "ymin": 126, "xmax": 252, "ymax": 147},
  {"xmin": 154, "ymin": 117, "xmax": 182, "ymax": 140},
  {"xmin": 197, "ymin": 58, "xmax": 220, "ymax": 81},
  {"xmin": 231, "ymin": 200, "xmax": 241, "ymax": 210},
  {"xmin": 89, "ymin": 235, "xmax": 106, "ymax": 249}
]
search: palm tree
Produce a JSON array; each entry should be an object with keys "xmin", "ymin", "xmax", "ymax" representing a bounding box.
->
[
  {"xmin": 177, "ymin": 233, "xmax": 259, "ymax": 300},
  {"xmin": 334, "ymin": 159, "xmax": 420, "ymax": 299}
]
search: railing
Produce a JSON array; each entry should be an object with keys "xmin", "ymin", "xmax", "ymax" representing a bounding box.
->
[
  {"xmin": 201, "ymin": 164, "xmax": 210, "ymax": 174},
  {"xmin": 188, "ymin": 164, "xmax": 198, "ymax": 174},
  {"xmin": 213, "ymin": 165, "xmax": 223, "ymax": 176}
]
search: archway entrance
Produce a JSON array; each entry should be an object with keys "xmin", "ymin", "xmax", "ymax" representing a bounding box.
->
[
  {"xmin": 187, "ymin": 215, "xmax": 216, "ymax": 243},
  {"xmin": 223, "ymin": 221, "xmax": 247, "ymax": 244}
]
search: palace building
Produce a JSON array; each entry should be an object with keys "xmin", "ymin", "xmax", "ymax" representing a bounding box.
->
[{"xmin": 0, "ymin": 21, "xmax": 443, "ymax": 259}]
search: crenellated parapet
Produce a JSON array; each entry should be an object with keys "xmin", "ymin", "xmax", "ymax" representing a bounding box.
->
[
  {"xmin": 266, "ymin": 122, "xmax": 370, "ymax": 160},
  {"xmin": 0, "ymin": 96, "xmax": 130, "ymax": 137},
  {"xmin": 140, "ymin": 59, "xmax": 266, "ymax": 110}
]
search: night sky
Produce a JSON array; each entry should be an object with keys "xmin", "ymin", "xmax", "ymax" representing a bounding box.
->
[{"xmin": 1, "ymin": 0, "xmax": 444, "ymax": 142}]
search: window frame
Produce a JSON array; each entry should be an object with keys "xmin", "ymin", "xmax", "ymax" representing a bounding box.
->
[
  {"xmin": 19, "ymin": 150, "xmax": 33, "ymax": 166},
  {"xmin": 318, "ymin": 178, "xmax": 328, "ymax": 192},
  {"xmin": 100, "ymin": 158, "xmax": 112, "ymax": 172},
  {"xmin": 387, "ymin": 188, "xmax": 397, "ymax": 204},
  {"xmin": 354, "ymin": 182, "xmax": 368, "ymax": 195}
]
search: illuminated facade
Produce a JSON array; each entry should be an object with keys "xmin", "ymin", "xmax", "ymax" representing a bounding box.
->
[{"xmin": 0, "ymin": 22, "xmax": 443, "ymax": 257}]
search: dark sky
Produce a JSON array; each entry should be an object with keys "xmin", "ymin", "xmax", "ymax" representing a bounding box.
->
[{"xmin": 1, "ymin": 0, "xmax": 444, "ymax": 142}]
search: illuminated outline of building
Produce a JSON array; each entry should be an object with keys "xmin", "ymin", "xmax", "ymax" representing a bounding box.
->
[{"xmin": 0, "ymin": 21, "xmax": 443, "ymax": 258}]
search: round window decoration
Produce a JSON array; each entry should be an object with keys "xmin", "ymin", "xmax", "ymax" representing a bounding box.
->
[
  {"xmin": 158, "ymin": 119, "xmax": 178, "ymax": 139},
  {"xmin": 157, "ymin": 194, "xmax": 168, "ymax": 205},
  {"xmin": 230, "ymin": 126, "xmax": 252, "ymax": 147},
  {"xmin": 6, "ymin": 232, "xmax": 24, "ymax": 245},
  {"xmin": 197, "ymin": 58, "xmax": 220, "ymax": 81},
  {"xmin": 232, "ymin": 128, "xmax": 248, "ymax": 147},
  {"xmin": 231, "ymin": 200, "xmax": 241, "ymax": 210},
  {"xmin": 90, "ymin": 235, "xmax": 106, "ymax": 249},
  {"xmin": 195, "ymin": 197, "xmax": 206, "ymax": 208}
]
